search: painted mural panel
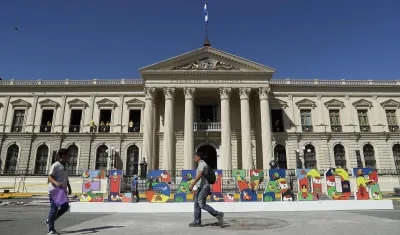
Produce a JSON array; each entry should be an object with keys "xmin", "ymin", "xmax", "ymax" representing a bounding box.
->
[
  {"xmin": 80, "ymin": 170, "xmax": 104, "ymax": 202},
  {"xmin": 82, "ymin": 170, "xmax": 105, "ymax": 179},
  {"xmin": 296, "ymin": 169, "xmax": 322, "ymax": 201},
  {"xmin": 145, "ymin": 170, "xmax": 171, "ymax": 202},
  {"xmin": 324, "ymin": 168, "xmax": 351, "ymax": 200},
  {"xmin": 174, "ymin": 170, "xmax": 197, "ymax": 202},
  {"xmin": 263, "ymin": 169, "xmax": 294, "ymax": 202},
  {"xmin": 211, "ymin": 170, "xmax": 226, "ymax": 202},
  {"xmin": 82, "ymin": 180, "xmax": 101, "ymax": 193},
  {"xmin": 80, "ymin": 191, "xmax": 104, "ymax": 202},
  {"xmin": 108, "ymin": 170, "xmax": 123, "ymax": 194},
  {"xmin": 232, "ymin": 169, "xmax": 264, "ymax": 202},
  {"xmin": 353, "ymin": 168, "xmax": 382, "ymax": 200}
]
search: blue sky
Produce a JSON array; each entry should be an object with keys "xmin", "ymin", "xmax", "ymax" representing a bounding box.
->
[{"xmin": 1, "ymin": 0, "xmax": 399, "ymax": 80}]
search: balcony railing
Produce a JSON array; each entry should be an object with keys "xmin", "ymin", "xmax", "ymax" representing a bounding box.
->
[
  {"xmin": 331, "ymin": 125, "xmax": 342, "ymax": 132},
  {"xmin": 11, "ymin": 125, "xmax": 23, "ymax": 132},
  {"xmin": 302, "ymin": 125, "xmax": 313, "ymax": 132},
  {"xmin": 194, "ymin": 122, "xmax": 221, "ymax": 131},
  {"xmin": 40, "ymin": 125, "xmax": 51, "ymax": 132},
  {"xmin": 98, "ymin": 126, "xmax": 110, "ymax": 133},
  {"xmin": 69, "ymin": 125, "xmax": 81, "ymax": 133},
  {"xmin": 128, "ymin": 127, "xmax": 140, "ymax": 133},
  {"xmin": 389, "ymin": 125, "xmax": 399, "ymax": 132},
  {"xmin": 360, "ymin": 125, "xmax": 371, "ymax": 132}
]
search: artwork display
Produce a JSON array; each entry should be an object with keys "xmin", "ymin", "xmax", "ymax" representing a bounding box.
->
[
  {"xmin": 263, "ymin": 169, "xmax": 294, "ymax": 201},
  {"xmin": 145, "ymin": 170, "xmax": 171, "ymax": 202},
  {"xmin": 353, "ymin": 168, "xmax": 382, "ymax": 200},
  {"xmin": 296, "ymin": 169, "xmax": 322, "ymax": 201}
]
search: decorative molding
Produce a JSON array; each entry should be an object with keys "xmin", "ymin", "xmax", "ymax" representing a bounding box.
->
[
  {"xmin": 372, "ymin": 96, "xmax": 378, "ymax": 100},
  {"xmin": 352, "ymin": 99, "xmax": 372, "ymax": 108},
  {"xmin": 380, "ymin": 99, "xmax": 400, "ymax": 109},
  {"xmin": 163, "ymin": 87, "xmax": 176, "ymax": 100},
  {"xmin": 316, "ymin": 95, "xmax": 322, "ymax": 100},
  {"xmin": 219, "ymin": 87, "xmax": 232, "ymax": 100},
  {"xmin": 125, "ymin": 98, "xmax": 145, "ymax": 108},
  {"xmin": 96, "ymin": 98, "xmax": 117, "ymax": 108},
  {"xmin": 10, "ymin": 99, "xmax": 31, "ymax": 108},
  {"xmin": 270, "ymin": 98, "xmax": 288, "ymax": 108},
  {"xmin": 0, "ymin": 102, "xmax": 3, "ymax": 108},
  {"xmin": 144, "ymin": 87, "xmax": 156, "ymax": 99},
  {"xmin": 238, "ymin": 88, "xmax": 251, "ymax": 100},
  {"xmin": 39, "ymin": 99, "xmax": 59, "ymax": 108},
  {"xmin": 183, "ymin": 87, "xmax": 196, "ymax": 100},
  {"xmin": 324, "ymin": 99, "xmax": 344, "ymax": 108},
  {"xmin": 173, "ymin": 57, "xmax": 241, "ymax": 71},
  {"xmin": 288, "ymin": 95, "xmax": 293, "ymax": 100},
  {"xmin": 67, "ymin": 98, "xmax": 88, "ymax": 108},
  {"xmin": 295, "ymin": 98, "xmax": 316, "ymax": 108},
  {"xmin": 258, "ymin": 87, "xmax": 270, "ymax": 100},
  {"xmin": 345, "ymin": 94, "xmax": 350, "ymax": 100}
]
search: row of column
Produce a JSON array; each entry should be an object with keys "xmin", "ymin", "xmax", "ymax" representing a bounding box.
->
[{"xmin": 142, "ymin": 87, "xmax": 273, "ymax": 170}]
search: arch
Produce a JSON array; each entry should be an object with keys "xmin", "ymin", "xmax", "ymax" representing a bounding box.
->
[
  {"xmin": 67, "ymin": 144, "xmax": 79, "ymax": 174},
  {"xmin": 333, "ymin": 144, "xmax": 347, "ymax": 168},
  {"xmin": 303, "ymin": 144, "xmax": 316, "ymax": 169},
  {"xmin": 95, "ymin": 145, "xmax": 108, "ymax": 170},
  {"xmin": 34, "ymin": 144, "xmax": 49, "ymax": 175},
  {"xmin": 126, "ymin": 145, "xmax": 139, "ymax": 175},
  {"xmin": 273, "ymin": 144, "xmax": 287, "ymax": 169},
  {"xmin": 4, "ymin": 144, "xmax": 20, "ymax": 174},
  {"xmin": 197, "ymin": 144, "xmax": 218, "ymax": 169},
  {"xmin": 362, "ymin": 143, "xmax": 376, "ymax": 169},
  {"xmin": 392, "ymin": 144, "xmax": 400, "ymax": 170}
]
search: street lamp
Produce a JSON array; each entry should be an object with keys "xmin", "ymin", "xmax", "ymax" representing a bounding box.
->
[
  {"xmin": 296, "ymin": 149, "xmax": 303, "ymax": 168},
  {"xmin": 106, "ymin": 147, "xmax": 119, "ymax": 170}
]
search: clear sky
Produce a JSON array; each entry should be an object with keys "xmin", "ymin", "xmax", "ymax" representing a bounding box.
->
[{"xmin": 1, "ymin": 0, "xmax": 399, "ymax": 80}]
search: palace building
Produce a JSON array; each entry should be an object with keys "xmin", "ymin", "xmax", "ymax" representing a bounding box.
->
[{"xmin": 1, "ymin": 45, "xmax": 400, "ymax": 187}]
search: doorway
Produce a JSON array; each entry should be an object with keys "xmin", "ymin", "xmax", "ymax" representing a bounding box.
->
[{"xmin": 197, "ymin": 144, "xmax": 217, "ymax": 169}]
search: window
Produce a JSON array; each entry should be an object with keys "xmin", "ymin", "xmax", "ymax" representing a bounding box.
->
[
  {"xmin": 34, "ymin": 145, "xmax": 49, "ymax": 175},
  {"xmin": 40, "ymin": 110, "xmax": 54, "ymax": 132},
  {"xmin": 4, "ymin": 144, "xmax": 19, "ymax": 174},
  {"xmin": 303, "ymin": 144, "xmax": 316, "ymax": 169},
  {"xmin": 386, "ymin": 110, "xmax": 397, "ymax": 125},
  {"xmin": 329, "ymin": 110, "xmax": 342, "ymax": 132},
  {"xmin": 333, "ymin": 144, "xmax": 346, "ymax": 168},
  {"xmin": 12, "ymin": 110, "xmax": 25, "ymax": 132},
  {"xmin": 69, "ymin": 110, "xmax": 82, "ymax": 132},
  {"xmin": 392, "ymin": 144, "xmax": 400, "ymax": 171},
  {"xmin": 363, "ymin": 144, "xmax": 376, "ymax": 169},
  {"xmin": 273, "ymin": 144, "xmax": 287, "ymax": 169},
  {"xmin": 357, "ymin": 110, "xmax": 370, "ymax": 132},
  {"xmin": 126, "ymin": 145, "xmax": 139, "ymax": 175},
  {"xmin": 300, "ymin": 110, "xmax": 312, "ymax": 132},
  {"xmin": 95, "ymin": 145, "xmax": 108, "ymax": 170},
  {"xmin": 67, "ymin": 145, "xmax": 78, "ymax": 174},
  {"xmin": 98, "ymin": 110, "xmax": 112, "ymax": 133},
  {"xmin": 271, "ymin": 109, "xmax": 284, "ymax": 132},
  {"xmin": 128, "ymin": 110, "xmax": 141, "ymax": 133}
]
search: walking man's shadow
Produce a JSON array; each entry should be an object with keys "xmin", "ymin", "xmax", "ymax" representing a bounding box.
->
[{"xmin": 62, "ymin": 225, "xmax": 124, "ymax": 234}]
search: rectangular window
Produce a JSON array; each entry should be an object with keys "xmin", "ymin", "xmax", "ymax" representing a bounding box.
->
[
  {"xmin": 300, "ymin": 110, "xmax": 312, "ymax": 126},
  {"xmin": 12, "ymin": 110, "xmax": 25, "ymax": 132},
  {"xmin": 271, "ymin": 109, "xmax": 284, "ymax": 132},
  {"xmin": 99, "ymin": 109, "xmax": 112, "ymax": 132},
  {"xmin": 128, "ymin": 110, "xmax": 141, "ymax": 132},
  {"xmin": 357, "ymin": 110, "xmax": 369, "ymax": 125},
  {"xmin": 329, "ymin": 110, "xmax": 341, "ymax": 125},
  {"xmin": 386, "ymin": 110, "xmax": 397, "ymax": 125},
  {"xmin": 40, "ymin": 110, "xmax": 54, "ymax": 132},
  {"xmin": 69, "ymin": 109, "xmax": 82, "ymax": 132}
]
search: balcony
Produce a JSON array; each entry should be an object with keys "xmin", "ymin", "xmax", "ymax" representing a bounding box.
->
[
  {"xmin": 302, "ymin": 125, "xmax": 313, "ymax": 132},
  {"xmin": 69, "ymin": 125, "xmax": 81, "ymax": 133},
  {"xmin": 98, "ymin": 125, "xmax": 110, "ymax": 133},
  {"xmin": 128, "ymin": 127, "xmax": 140, "ymax": 133},
  {"xmin": 40, "ymin": 125, "xmax": 51, "ymax": 132},
  {"xmin": 11, "ymin": 125, "xmax": 23, "ymax": 132},
  {"xmin": 331, "ymin": 125, "xmax": 342, "ymax": 132},
  {"xmin": 360, "ymin": 125, "xmax": 371, "ymax": 132},
  {"xmin": 389, "ymin": 125, "xmax": 399, "ymax": 132},
  {"xmin": 194, "ymin": 122, "xmax": 221, "ymax": 131}
]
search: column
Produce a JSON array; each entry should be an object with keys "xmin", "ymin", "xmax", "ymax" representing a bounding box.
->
[
  {"xmin": 162, "ymin": 87, "xmax": 175, "ymax": 170},
  {"xmin": 259, "ymin": 87, "xmax": 273, "ymax": 169},
  {"xmin": 142, "ymin": 87, "xmax": 156, "ymax": 170},
  {"xmin": 239, "ymin": 88, "xmax": 253, "ymax": 169},
  {"xmin": 219, "ymin": 87, "xmax": 232, "ymax": 170},
  {"xmin": 57, "ymin": 95, "xmax": 67, "ymax": 132},
  {"xmin": 1, "ymin": 96, "xmax": 10, "ymax": 132},
  {"xmin": 29, "ymin": 96, "xmax": 38, "ymax": 132},
  {"xmin": 183, "ymin": 87, "xmax": 196, "ymax": 169},
  {"xmin": 118, "ymin": 95, "xmax": 124, "ymax": 132}
]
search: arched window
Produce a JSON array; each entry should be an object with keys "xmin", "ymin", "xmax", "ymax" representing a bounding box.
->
[
  {"xmin": 392, "ymin": 144, "xmax": 400, "ymax": 170},
  {"xmin": 303, "ymin": 144, "xmax": 317, "ymax": 169},
  {"xmin": 67, "ymin": 144, "xmax": 78, "ymax": 174},
  {"xmin": 274, "ymin": 144, "xmax": 287, "ymax": 169},
  {"xmin": 4, "ymin": 144, "xmax": 19, "ymax": 174},
  {"xmin": 363, "ymin": 144, "xmax": 376, "ymax": 169},
  {"xmin": 95, "ymin": 145, "xmax": 108, "ymax": 170},
  {"xmin": 126, "ymin": 145, "xmax": 139, "ymax": 175},
  {"xmin": 34, "ymin": 145, "xmax": 49, "ymax": 175},
  {"xmin": 334, "ymin": 144, "xmax": 347, "ymax": 168}
]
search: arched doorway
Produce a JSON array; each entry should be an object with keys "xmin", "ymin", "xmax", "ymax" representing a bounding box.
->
[{"xmin": 197, "ymin": 144, "xmax": 217, "ymax": 169}]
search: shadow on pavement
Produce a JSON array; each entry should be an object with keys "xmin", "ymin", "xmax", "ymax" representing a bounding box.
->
[
  {"xmin": 61, "ymin": 225, "xmax": 124, "ymax": 234},
  {"xmin": 0, "ymin": 220, "xmax": 13, "ymax": 223}
]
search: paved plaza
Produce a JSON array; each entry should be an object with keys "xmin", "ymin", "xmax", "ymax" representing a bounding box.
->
[{"xmin": 1, "ymin": 203, "xmax": 400, "ymax": 235}]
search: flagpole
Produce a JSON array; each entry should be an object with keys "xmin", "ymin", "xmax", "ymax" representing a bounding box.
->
[{"xmin": 203, "ymin": 0, "xmax": 211, "ymax": 46}]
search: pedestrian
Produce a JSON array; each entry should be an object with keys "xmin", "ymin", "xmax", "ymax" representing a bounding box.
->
[
  {"xmin": 132, "ymin": 175, "xmax": 140, "ymax": 202},
  {"xmin": 189, "ymin": 152, "xmax": 224, "ymax": 227},
  {"xmin": 45, "ymin": 149, "xmax": 72, "ymax": 234}
]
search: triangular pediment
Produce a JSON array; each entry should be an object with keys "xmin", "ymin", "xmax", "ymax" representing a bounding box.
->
[
  {"xmin": 67, "ymin": 98, "xmax": 88, "ymax": 108},
  {"xmin": 380, "ymin": 99, "xmax": 400, "ymax": 108},
  {"xmin": 96, "ymin": 98, "xmax": 117, "ymax": 108},
  {"xmin": 352, "ymin": 99, "xmax": 372, "ymax": 107},
  {"xmin": 11, "ymin": 99, "xmax": 31, "ymax": 107},
  {"xmin": 39, "ymin": 99, "xmax": 59, "ymax": 107},
  {"xmin": 125, "ymin": 98, "xmax": 145, "ymax": 108},
  {"xmin": 270, "ymin": 98, "xmax": 288, "ymax": 107},
  {"xmin": 139, "ymin": 47, "xmax": 275, "ymax": 73},
  {"xmin": 295, "ymin": 98, "xmax": 316, "ymax": 107},
  {"xmin": 324, "ymin": 99, "xmax": 344, "ymax": 107}
]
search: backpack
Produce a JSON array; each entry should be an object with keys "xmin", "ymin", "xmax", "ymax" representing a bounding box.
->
[{"xmin": 204, "ymin": 165, "xmax": 216, "ymax": 184}]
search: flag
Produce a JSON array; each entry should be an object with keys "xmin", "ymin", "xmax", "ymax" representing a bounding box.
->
[{"xmin": 204, "ymin": 3, "xmax": 208, "ymax": 23}]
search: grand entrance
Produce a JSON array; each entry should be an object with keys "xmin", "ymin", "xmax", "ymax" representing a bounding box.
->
[{"xmin": 197, "ymin": 144, "xmax": 218, "ymax": 169}]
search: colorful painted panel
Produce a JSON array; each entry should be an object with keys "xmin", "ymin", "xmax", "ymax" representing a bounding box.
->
[
  {"xmin": 324, "ymin": 168, "xmax": 351, "ymax": 200},
  {"xmin": 109, "ymin": 170, "xmax": 123, "ymax": 194},
  {"xmin": 82, "ymin": 170, "xmax": 105, "ymax": 179},
  {"xmin": 296, "ymin": 169, "xmax": 322, "ymax": 201},
  {"xmin": 263, "ymin": 169, "xmax": 294, "ymax": 202},
  {"xmin": 121, "ymin": 193, "xmax": 132, "ymax": 203},
  {"xmin": 211, "ymin": 170, "xmax": 225, "ymax": 202},
  {"xmin": 80, "ymin": 191, "xmax": 104, "ymax": 202},
  {"xmin": 353, "ymin": 168, "xmax": 382, "ymax": 200},
  {"xmin": 82, "ymin": 180, "xmax": 101, "ymax": 193},
  {"xmin": 145, "ymin": 170, "xmax": 171, "ymax": 202},
  {"xmin": 174, "ymin": 170, "xmax": 197, "ymax": 202},
  {"xmin": 108, "ymin": 192, "xmax": 123, "ymax": 202},
  {"xmin": 232, "ymin": 169, "xmax": 264, "ymax": 202}
]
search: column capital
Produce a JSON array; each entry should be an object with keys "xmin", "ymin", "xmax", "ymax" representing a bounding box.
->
[
  {"xmin": 239, "ymin": 88, "xmax": 251, "ymax": 100},
  {"xmin": 163, "ymin": 87, "xmax": 176, "ymax": 100},
  {"xmin": 183, "ymin": 87, "xmax": 196, "ymax": 100},
  {"xmin": 258, "ymin": 87, "xmax": 271, "ymax": 100},
  {"xmin": 219, "ymin": 87, "xmax": 232, "ymax": 100},
  {"xmin": 144, "ymin": 87, "xmax": 156, "ymax": 100}
]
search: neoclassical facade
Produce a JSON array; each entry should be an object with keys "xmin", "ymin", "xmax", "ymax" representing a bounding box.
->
[{"xmin": 1, "ymin": 46, "xmax": 400, "ymax": 178}]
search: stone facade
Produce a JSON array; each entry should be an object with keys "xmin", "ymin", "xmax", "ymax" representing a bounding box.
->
[{"xmin": 0, "ymin": 46, "xmax": 400, "ymax": 183}]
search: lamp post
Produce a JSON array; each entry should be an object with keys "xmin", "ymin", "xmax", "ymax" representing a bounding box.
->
[
  {"xmin": 296, "ymin": 146, "xmax": 306, "ymax": 168},
  {"xmin": 106, "ymin": 147, "xmax": 119, "ymax": 170}
]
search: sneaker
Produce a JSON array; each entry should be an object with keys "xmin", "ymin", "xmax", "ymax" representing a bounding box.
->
[
  {"xmin": 189, "ymin": 222, "xmax": 202, "ymax": 227},
  {"xmin": 45, "ymin": 219, "xmax": 48, "ymax": 224},
  {"xmin": 47, "ymin": 230, "xmax": 60, "ymax": 234},
  {"xmin": 217, "ymin": 212, "xmax": 224, "ymax": 227}
]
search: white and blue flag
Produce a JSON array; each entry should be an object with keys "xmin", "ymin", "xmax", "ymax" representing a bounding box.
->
[{"xmin": 204, "ymin": 3, "xmax": 208, "ymax": 23}]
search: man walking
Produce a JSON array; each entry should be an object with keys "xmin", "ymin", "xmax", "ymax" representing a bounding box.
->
[
  {"xmin": 45, "ymin": 149, "xmax": 72, "ymax": 234},
  {"xmin": 189, "ymin": 152, "xmax": 224, "ymax": 227},
  {"xmin": 131, "ymin": 175, "xmax": 140, "ymax": 202}
]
